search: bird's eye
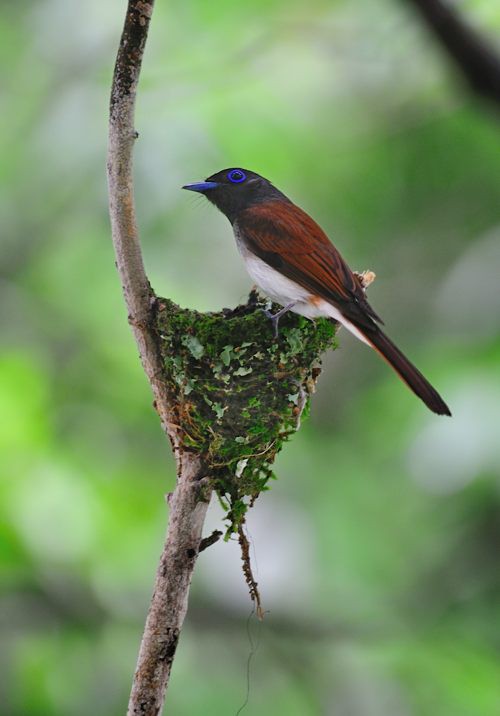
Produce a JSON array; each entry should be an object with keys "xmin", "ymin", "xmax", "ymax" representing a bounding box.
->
[{"xmin": 227, "ymin": 169, "xmax": 246, "ymax": 184}]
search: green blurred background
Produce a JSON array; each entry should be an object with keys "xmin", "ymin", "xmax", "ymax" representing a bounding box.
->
[{"xmin": 2, "ymin": 0, "xmax": 500, "ymax": 714}]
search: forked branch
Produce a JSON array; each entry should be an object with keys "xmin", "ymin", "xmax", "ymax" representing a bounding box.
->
[
  {"xmin": 107, "ymin": 2, "xmax": 212, "ymax": 714},
  {"xmin": 106, "ymin": 3, "xmax": 364, "ymax": 714}
]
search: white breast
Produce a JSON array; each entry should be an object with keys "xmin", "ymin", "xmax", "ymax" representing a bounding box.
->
[
  {"xmin": 246, "ymin": 254, "xmax": 313, "ymax": 305},
  {"xmin": 233, "ymin": 225, "xmax": 308, "ymax": 303},
  {"xmin": 233, "ymin": 224, "xmax": 371, "ymax": 345}
]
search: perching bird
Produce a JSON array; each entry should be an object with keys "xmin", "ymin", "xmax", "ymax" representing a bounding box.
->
[{"xmin": 183, "ymin": 168, "xmax": 451, "ymax": 416}]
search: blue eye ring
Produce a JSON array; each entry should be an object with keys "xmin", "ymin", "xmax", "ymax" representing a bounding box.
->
[{"xmin": 227, "ymin": 169, "xmax": 246, "ymax": 184}]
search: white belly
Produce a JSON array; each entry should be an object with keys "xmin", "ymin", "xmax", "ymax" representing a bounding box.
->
[{"xmin": 234, "ymin": 233, "xmax": 370, "ymax": 346}]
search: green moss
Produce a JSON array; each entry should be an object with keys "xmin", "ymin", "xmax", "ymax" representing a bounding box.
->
[{"xmin": 155, "ymin": 291, "xmax": 337, "ymax": 536}]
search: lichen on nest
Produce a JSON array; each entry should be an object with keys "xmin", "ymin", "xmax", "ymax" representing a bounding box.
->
[{"xmin": 156, "ymin": 290, "xmax": 337, "ymax": 537}]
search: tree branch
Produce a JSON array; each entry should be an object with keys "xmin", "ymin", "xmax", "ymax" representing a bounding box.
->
[
  {"xmin": 107, "ymin": 0, "xmax": 170, "ymax": 438},
  {"xmin": 405, "ymin": 0, "xmax": 500, "ymax": 106},
  {"xmin": 107, "ymin": 3, "xmax": 212, "ymax": 714},
  {"xmin": 126, "ymin": 456, "xmax": 210, "ymax": 715},
  {"xmin": 107, "ymin": 3, "xmax": 341, "ymax": 714}
]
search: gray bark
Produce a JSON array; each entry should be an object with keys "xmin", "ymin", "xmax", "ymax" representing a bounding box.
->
[{"xmin": 106, "ymin": 2, "xmax": 212, "ymax": 713}]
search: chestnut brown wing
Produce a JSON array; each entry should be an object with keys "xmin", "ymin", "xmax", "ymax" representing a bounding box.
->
[{"xmin": 237, "ymin": 201, "xmax": 382, "ymax": 331}]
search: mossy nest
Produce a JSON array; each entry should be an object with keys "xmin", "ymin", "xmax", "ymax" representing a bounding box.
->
[{"xmin": 156, "ymin": 291, "xmax": 337, "ymax": 535}]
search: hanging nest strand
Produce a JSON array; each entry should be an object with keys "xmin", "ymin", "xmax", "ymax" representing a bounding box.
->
[{"xmin": 156, "ymin": 290, "xmax": 338, "ymax": 536}]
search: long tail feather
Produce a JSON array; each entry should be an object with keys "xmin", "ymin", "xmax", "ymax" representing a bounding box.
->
[{"xmin": 365, "ymin": 328, "xmax": 451, "ymax": 416}]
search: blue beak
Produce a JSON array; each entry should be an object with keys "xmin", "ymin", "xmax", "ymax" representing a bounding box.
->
[{"xmin": 182, "ymin": 181, "xmax": 219, "ymax": 193}]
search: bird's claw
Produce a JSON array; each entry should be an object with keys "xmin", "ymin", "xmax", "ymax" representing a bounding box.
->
[{"xmin": 260, "ymin": 308, "xmax": 280, "ymax": 338}]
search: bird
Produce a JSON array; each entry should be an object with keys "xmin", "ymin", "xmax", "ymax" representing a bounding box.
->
[{"xmin": 183, "ymin": 168, "xmax": 451, "ymax": 416}]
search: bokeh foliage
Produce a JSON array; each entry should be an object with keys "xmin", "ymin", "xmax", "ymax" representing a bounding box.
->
[{"xmin": 1, "ymin": 0, "xmax": 500, "ymax": 714}]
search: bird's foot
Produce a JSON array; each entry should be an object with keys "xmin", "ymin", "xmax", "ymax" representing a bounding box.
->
[
  {"xmin": 261, "ymin": 308, "xmax": 280, "ymax": 338},
  {"xmin": 261, "ymin": 302, "xmax": 296, "ymax": 339}
]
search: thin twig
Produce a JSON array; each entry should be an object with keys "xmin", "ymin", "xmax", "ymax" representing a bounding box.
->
[
  {"xmin": 106, "ymin": 2, "xmax": 212, "ymax": 714},
  {"xmin": 199, "ymin": 529, "xmax": 223, "ymax": 553}
]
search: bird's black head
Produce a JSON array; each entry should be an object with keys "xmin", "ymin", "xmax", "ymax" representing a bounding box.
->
[{"xmin": 182, "ymin": 168, "xmax": 289, "ymax": 223}]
